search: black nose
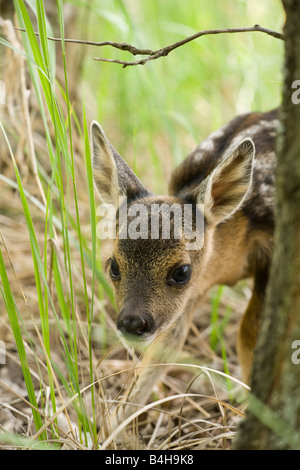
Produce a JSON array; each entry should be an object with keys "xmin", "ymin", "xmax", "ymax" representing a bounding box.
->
[{"xmin": 117, "ymin": 312, "xmax": 154, "ymax": 337}]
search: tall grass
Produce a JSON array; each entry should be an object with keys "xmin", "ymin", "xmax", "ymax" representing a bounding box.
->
[
  {"xmin": 0, "ymin": 0, "xmax": 111, "ymax": 448},
  {"xmin": 0, "ymin": 0, "xmax": 283, "ymax": 449}
]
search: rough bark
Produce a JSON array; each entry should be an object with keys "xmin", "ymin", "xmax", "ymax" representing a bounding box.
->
[{"xmin": 234, "ymin": 0, "xmax": 300, "ymax": 449}]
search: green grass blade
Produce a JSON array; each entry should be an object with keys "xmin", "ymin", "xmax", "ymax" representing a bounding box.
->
[
  {"xmin": 210, "ymin": 285, "xmax": 224, "ymax": 351},
  {"xmin": 36, "ymin": 0, "xmax": 51, "ymax": 72},
  {"xmin": 0, "ymin": 248, "xmax": 46, "ymax": 439}
]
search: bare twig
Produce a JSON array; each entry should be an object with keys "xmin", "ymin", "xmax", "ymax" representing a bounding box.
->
[
  {"xmin": 94, "ymin": 25, "xmax": 284, "ymax": 67},
  {"xmin": 15, "ymin": 24, "xmax": 283, "ymax": 68},
  {"xmin": 14, "ymin": 27, "xmax": 154, "ymax": 55}
]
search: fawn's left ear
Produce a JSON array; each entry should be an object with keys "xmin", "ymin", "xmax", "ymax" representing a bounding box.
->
[
  {"xmin": 91, "ymin": 121, "xmax": 151, "ymax": 207},
  {"xmin": 194, "ymin": 138, "xmax": 255, "ymax": 225}
]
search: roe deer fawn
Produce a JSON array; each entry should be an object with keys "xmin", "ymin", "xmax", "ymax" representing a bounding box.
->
[{"xmin": 91, "ymin": 108, "xmax": 278, "ymax": 419}]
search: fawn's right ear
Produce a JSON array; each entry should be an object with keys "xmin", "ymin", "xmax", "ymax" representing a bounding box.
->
[
  {"xmin": 91, "ymin": 121, "xmax": 150, "ymax": 207},
  {"xmin": 194, "ymin": 138, "xmax": 255, "ymax": 226}
]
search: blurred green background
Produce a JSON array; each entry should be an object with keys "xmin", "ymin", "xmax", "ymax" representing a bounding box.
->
[{"xmin": 75, "ymin": 0, "xmax": 284, "ymax": 192}]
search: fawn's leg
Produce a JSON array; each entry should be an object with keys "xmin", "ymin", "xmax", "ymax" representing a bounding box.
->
[{"xmin": 237, "ymin": 266, "xmax": 269, "ymax": 384}]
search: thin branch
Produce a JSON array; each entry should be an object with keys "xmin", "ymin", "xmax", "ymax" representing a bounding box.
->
[
  {"xmin": 15, "ymin": 24, "xmax": 283, "ymax": 68},
  {"xmin": 14, "ymin": 27, "xmax": 155, "ymax": 55},
  {"xmin": 94, "ymin": 25, "xmax": 284, "ymax": 68}
]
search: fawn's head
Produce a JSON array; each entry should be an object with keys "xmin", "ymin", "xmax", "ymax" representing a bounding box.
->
[{"xmin": 91, "ymin": 122, "xmax": 255, "ymax": 346}]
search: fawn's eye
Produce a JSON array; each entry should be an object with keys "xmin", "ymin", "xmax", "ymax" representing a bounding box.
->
[
  {"xmin": 168, "ymin": 264, "xmax": 191, "ymax": 286},
  {"xmin": 109, "ymin": 258, "xmax": 121, "ymax": 279}
]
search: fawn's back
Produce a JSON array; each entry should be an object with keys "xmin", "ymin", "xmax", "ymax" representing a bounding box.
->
[{"xmin": 171, "ymin": 108, "xmax": 277, "ymax": 236}]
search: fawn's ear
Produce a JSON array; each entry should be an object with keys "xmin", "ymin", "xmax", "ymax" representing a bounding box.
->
[
  {"xmin": 196, "ymin": 138, "xmax": 255, "ymax": 225},
  {"xmin": 91, "ymin": 121, "xmax": 150, "ymax": 207}
]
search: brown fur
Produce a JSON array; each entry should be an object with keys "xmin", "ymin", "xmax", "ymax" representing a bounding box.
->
[{"xmin": 91, "ymin": 109, "xmax": 278, "ymax": 419}]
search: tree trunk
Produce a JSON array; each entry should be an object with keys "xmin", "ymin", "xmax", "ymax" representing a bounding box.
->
[{"xmin": 234, "ymin": 0, "xmax": 300, "ymax": 449}]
